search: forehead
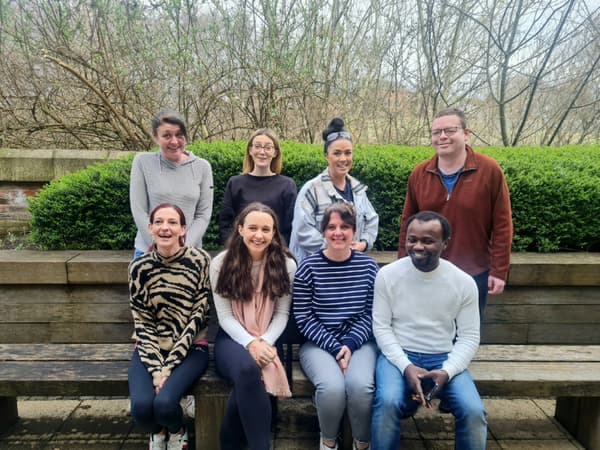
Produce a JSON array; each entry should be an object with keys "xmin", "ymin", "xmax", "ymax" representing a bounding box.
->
[
  {"xmin": 327, "ymin": 139, "xmax": 352, "ymax": 152},
  {"xmin": 156, "ymin": 122, "xmax": 182, "ymax": 135},
  {"xmin": 432, "ymin": 114, "xmax": 462, "ymax": 129},
  {"xmin": 252, "ymin": 134, "xmax": 274, "ymax": 145},
  {"xmin": 153, "ymin": 207, "xmax": 180, "ymax": 220},
  {"xmin": 406, "ymin": 219, "xmax": 443, "ymax": 239},
  {"xmin": 243, "ymin": 211, "xmax": 274, "ymax": 226}
]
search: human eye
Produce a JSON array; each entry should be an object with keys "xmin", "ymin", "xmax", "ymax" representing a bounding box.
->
[{"xmin": 431, "ymin": 129, "xmax": 442, "ymax": 137}]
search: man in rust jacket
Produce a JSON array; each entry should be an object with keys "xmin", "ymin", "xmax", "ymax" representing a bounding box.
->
[{"xmin": 397, "ymin": 108, "xmax": 513, "ymax": 318}]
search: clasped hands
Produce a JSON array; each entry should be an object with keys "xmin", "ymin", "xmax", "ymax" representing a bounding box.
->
[
  {"xmin": 336, "ymin": 345, "xmax": 352, "ymax": 374},
  {"xmin": 247, "ymin": 339, "xmax": 277, "ymax": 368},
  {"xmin": 404, "ymin": 364, "xmax": 449, "ymax": 409}
]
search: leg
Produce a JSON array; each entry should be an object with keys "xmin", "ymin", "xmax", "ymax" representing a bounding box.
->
[
  {"xmin": 371, "ymin": 353, "xmax": 419, "ymax": 450},
  {"xmin": 128, "ymin": 349, "xmax": 163, "ymax": 434},
  {"xmin": 439, "ymin": 369, "xmax": 487, "ymax": 450},
  {"xmin": 154, "ymin": 344, "xmax": 209, "ymax": 433},
  {"xmin": 345, "ymin": 341, "xmax": 377, "ymax": 445},
  {"xmin": 299, "ymin": 341, "xmax": 347, "ymax": 443},
  {"xmin": 472, "ymin": 271, "xmax": 489, "ymax": 321},
  {"xmin": 215, "ymin": 329, "xmax": 271, "ymax": 450}
]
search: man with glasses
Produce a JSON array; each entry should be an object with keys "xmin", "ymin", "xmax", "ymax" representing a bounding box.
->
[{"xmin": 397, "ymin": 108, "xmax": 513, "ymax": 319}]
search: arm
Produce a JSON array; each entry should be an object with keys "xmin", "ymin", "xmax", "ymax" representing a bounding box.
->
[
  {"xmin": 441, "ymin": 279, "xmax": 480, "ymax": 379},
  {"xmin": 280, "ymin": 179, "xmax": 298, "ymax": 246},
  {"xmin": 218, "ymin": 178, "xmax": 236, "ymax": 245},
  {"xmin": 261, "ymin": 258, "xmax": 297, "ymax": 344},
  {"xmin": 292, "ymin": 266, "xmax": 343, "ymax": 355},
  {"xmin": 162, "ymin": 253, "xmax": 211, "ymax": 377},
  {"xmin": 210, "ymin": 254, "xmax": 257, "ymax": 348},
  {"xmin": 129, "ymin": 155, "xmax": 152, "ymax": 250},
  {"xmin": 372, "ymin": 270, "xmax": 412, "ymax": 373},
  {"xmin": 290, "ymin": 182, "xmax": 326, "ymax": 260},
  {"xmin": 187, "ymin": 159, "xmax": 214, "ymax": 247},
  {"xmin": 489, "ymin": 165, "xmax": 513, "ymax": 285},
  {"xmin": 356, "ymin": 193, "xmax": 379, "ymax": 251},
  {"xmin": 340, "ymin": 262, "xmax": 377, "ymax": 351}
]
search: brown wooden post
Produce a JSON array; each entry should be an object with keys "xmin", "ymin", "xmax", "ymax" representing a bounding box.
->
[
  {"xmin": 555, "ymin": 396, "xmax": 600, "ymax": 450},
  {"xmin": 0, "ymin": 396, "xmax": 18, "ymax": 433}
]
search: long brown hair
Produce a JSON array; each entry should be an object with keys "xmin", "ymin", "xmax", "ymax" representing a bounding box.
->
[{"xmin": 216, "ymin": 202, "xmax": 293, "ymax": 301}]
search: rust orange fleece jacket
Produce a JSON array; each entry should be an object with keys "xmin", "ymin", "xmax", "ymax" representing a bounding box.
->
[{"xmin": 398, "ymin": 146, "xmax": 513, "ymax": 281}]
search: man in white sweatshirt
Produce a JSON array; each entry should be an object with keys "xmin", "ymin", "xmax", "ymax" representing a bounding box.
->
[{"xmin": 371, "ymin": 211, "xmax": 487, "ymax": 450}]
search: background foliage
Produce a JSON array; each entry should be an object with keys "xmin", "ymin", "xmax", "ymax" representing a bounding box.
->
[{"xmin": 28, "ymin": 143, "xmax": 600, "ymax": 253}]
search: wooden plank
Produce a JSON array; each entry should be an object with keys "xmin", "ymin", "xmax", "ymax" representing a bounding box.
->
[
  {"xmin": 556, "ymin": 397, "xmax": 600, "ymax": 450},
  {"xmin": 0, "ymin": 323, "xmax": 134, "ymax": 344},
  {"xmin": 0, "ymin": 343, "xmax": 133, "ymax": 361},
  {"xmin": 484, "ymin": 305, "xmax": 600, "ymax": 324},
  {"xmin": 474, "ymin": 345, "xmax": 600, "ymax": 362},
  {"xmin": 481, "ymin": 324, "xmax": 528, "ymax": 344},
  {"xmin": 67, "ymin": 251, "xmax": 130, "ymax": 284},
  {"xmin": 492, "ymin": 287, "xmax": 600, "ymax": 305},
  {"xmin": 0, "ymin": 250, "xmax": 79, "ymax": 284},
  {"xmin": 528, "ymin": 324, "xmax": 600, "ymax": 344},
  {"xmin": 0, "ymin": 303, "xmax": 131, "ymax": 323},
  {"xmin": 0, "ymin": 285, "xmax": 129, "ymax": 304},
  {"xmin": 0, "ymin": 396, "xmax": 18, "ymax": 433},
  {"xmin": 508, "ymin": 253, "xmax": 600, "ymax": 286}
]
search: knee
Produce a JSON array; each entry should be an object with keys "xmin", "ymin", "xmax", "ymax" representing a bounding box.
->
[
  {"xmin": 316, "ymin": 381, "xmax": 345, "ymax": 404},
  {"xmin": 130, "ymin": 397, "xmax": 155, "ymax": 424},
  {"xmin": 153, "ymin": 393, "xmax": 180, "ymax": 422},
  {"xmin": 456, "ymin": 401, "xmax": 487, "ymax": 425},
  {"xmin": 346, "ymin": 378, "xmax": 374, "ymax": 401},
  {"xmin": 232, "ymin": 361, "xmax": 262, "ymax": 390},
  {"xmin": 373, "ymin": 387, "xmax": 404, "ymax": 414}
]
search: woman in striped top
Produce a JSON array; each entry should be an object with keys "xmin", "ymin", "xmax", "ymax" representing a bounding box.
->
[
  {"xmin": 293, "ymin": 203, "xmax": 378, "ymax": 450},
  {"xmin": 128, "ymin": 203, "xmax": 211, "ymax": 450}
]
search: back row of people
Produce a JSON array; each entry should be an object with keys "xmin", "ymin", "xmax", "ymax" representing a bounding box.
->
[{"xmin": 127, "ymin": 108, "xmax": 512, "ymax": 450}]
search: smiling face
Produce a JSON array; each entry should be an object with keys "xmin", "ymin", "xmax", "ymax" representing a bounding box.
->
[
  {"xmin": 238, "ymin": 210, "xmax": 275, "ymax": 260},
  {"xmin": 324, "ymin": 211, "xmax": 355, "ymax": 252},
  {"xmin": 431, "ymin": 114, "xmax": 470, "ymax": 159},
  {"xmin": 148, "ymin": 206, "xmax": 186, "ymax": 255},
  {"xmin": 405, "ymin": 219, "xmax": 447, "ymax": 272},
  {"xmin": 248, "ymin": 134, "xmax": 277, "ymax": 172},
  {"xmin": 153, "ymin": 123, "xmax": 187, "ymax": 163},
  {"xmin": 326, "ymin": 139, "xmax": 353, "ymax": 179}
]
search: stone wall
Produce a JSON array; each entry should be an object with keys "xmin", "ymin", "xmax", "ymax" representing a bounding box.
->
[{"xmin": 0, "ymin": 149, "xmax": 134, "ymax": 236}]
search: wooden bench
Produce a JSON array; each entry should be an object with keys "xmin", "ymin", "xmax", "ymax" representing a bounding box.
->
[{"xmin": 1, "ymin": 250, "xmax": 600, "ymax": 449}]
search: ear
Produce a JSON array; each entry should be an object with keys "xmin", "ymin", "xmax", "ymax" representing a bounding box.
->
[
  {"xmin": 238, "ymin": 224, "xmax": 244, "ymax": 235},
  {"xmin": 463, "ymin": 128, "xmax": 470, "ymax": 141}
]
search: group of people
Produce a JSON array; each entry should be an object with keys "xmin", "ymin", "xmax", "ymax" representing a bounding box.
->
[{"xmin": 126, "ymin": 108, "xmax": 513, "ymax": 450}]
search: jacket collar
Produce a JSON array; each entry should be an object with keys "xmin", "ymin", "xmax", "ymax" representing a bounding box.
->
[{"xmin": 425, "ymin": 144, "xmax": 477, "ymax": 174}]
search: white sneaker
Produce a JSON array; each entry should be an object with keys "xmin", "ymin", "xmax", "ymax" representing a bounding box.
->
[
  {"xmin": 149, "ymin": 432, "xmax": 167, "ymax": 450},
  {"xmin": 167, "ymin": 427, "xmax": 189, "ymax": 450},
  {"xmin": 180, "ymin": 395, "xmax": 195, "ymax": 418},
  {"xmin": 320, "ymin": 437, "xmax": 338, "ymax": 450}
]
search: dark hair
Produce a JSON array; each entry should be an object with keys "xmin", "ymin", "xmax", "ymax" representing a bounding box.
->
[
  {"xmin": 320, "ymin": 202, "xmax": 357, "ymax": 233},
  {"xmin": 322, "ymin": 117, "xmax": 352, "ymax": 154},
  {"xmin": 405, "ymin": 211, "xmax": 451, "ymax": 242},
  {"xmin": 243, "ymin": 128, "xmax": 282, "ymax": 174},
  {"xmin": 151, "ymin": 110, "xmax": 188, "ymax": 139},
  {"xmin": 149, "ymin": 203, "xmax": 187, "ymax": 246},
  {"xmin": 434, "ymin": 108, "xmax": 467, "ymax": 130},
  {"xmin": 216, "ymin": 202, "xmax": 293, "ymax": 302}
]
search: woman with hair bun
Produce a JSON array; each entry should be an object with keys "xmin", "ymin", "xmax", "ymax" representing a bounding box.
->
[{"xmin": 289, "ymin": 117, "xmax": 378, "ymax": 262}]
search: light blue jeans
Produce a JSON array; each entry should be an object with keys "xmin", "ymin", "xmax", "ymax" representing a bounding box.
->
[
  {"xmin": 299, "ymin": 340, "xmax": 377, "ymax": 444},
  {"xmin": 371, "ymin": 352, "xmax": 487, "ymax": 450}
]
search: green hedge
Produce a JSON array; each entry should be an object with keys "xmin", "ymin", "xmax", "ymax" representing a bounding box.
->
[{"xmin": 28, "ymin": 143, "xmax": 600, "ymax": 252}]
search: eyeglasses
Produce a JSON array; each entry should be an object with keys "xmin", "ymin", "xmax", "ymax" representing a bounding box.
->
[
  {"xmin": 251, "ymin": 144, "xmax": 275, "ymax": 153},
  {"xmin": 431, "ymin": 127, "xmax": 462, "ymax": 137}
]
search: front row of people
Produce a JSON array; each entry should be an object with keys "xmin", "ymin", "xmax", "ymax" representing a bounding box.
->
[{"xmin": 127, "ymin": 201, "xmax": 487, "ymax": 450}]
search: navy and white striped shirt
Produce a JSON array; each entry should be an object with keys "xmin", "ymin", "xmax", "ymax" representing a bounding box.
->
[{"xmin": 293, "ymin": 250, "xmax": 379, "ymax": 355}]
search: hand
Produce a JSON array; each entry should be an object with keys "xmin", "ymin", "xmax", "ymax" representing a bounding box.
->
[
  {"xmin": 155, "ymin": 376, "xmax": 168, "ymax": 394},
  {"xmin": 350, "ymin": 240, "xmax": 367, "ymax": 252},
  {"xmin": 247, "ymin": 339, "xmax": 276, "ymax": 368},
  {"xmin": 336, "ymin": 345, "xmax": 352, "ymax": 374},
  {"xmin": 488, "ymin": 275, "xmax": 506, "ymax": 295},
  {"xmin": 404, "ymin": 364, "xmax": 427, "ymax": 406},
  {"xmin": 416, "ymin": 369, "xmax": 449, "ymax": 409}
]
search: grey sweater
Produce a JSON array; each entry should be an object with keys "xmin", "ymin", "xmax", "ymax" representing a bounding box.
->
[{"xmin": 130, "ymin": 151, "xmax": 213, "ymax": 251}]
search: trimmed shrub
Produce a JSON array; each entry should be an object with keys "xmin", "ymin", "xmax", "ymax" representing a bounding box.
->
[{"xmin": 28, "ymin": 143, "xmax": 600, "ymax": 252}]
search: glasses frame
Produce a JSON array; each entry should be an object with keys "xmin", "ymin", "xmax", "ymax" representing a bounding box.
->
[
  {"xmin": 430, "ymin": 127, "xmax": 463, "ymax": 137},
  {"xmin": 251, "ymin": 143, "xmax": 276, "ymax": 153}
]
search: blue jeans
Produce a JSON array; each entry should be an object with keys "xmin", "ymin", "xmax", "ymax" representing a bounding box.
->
[{"xmin": 372, "ymin": 352, "xmax": 487, "ymax": 450}]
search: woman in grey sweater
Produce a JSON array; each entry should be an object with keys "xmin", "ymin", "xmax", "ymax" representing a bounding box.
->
[{"xmin": 130, "ymin": 110, "xmax": 213, "ymax": 258}]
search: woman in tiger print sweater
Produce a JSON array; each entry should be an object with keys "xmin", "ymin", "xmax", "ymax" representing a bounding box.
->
[{"xmin": 128, "ymin": 203, "xmax": 211, "ymax": 450}]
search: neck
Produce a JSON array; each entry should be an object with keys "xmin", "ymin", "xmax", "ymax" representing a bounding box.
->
[
  {"xmin": 437, "ymin": 149, "xmax": 467, "ymax": 174},
  {"xmin": 323, "ymin": 247, "xmax": 351, "ymax": 262},
  {"xmin": 329, "ymin": 171, "xmax": 347, "ymax": 190},
  {"xmin": 156, "ymin": 245, "xmax": 182, "ymax": 258},
  {"xmin": 250, "ymin": 166, "xmax": 274, "ymax": 176}
]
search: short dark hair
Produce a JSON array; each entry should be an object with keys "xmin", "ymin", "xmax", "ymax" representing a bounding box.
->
[
  {"xmin": 321, "ymin": 202, "xmax": 357, "ymax": 233},
  {"xmin": 405, "ymin": 211, "xmax": 451, "ymax": 242},
  {"xmin": 149, "ymin": 203, "xmax": 187, "ymax": 246},
  {"xmin": 151, "ymin": 110, "xmax": 188, "ymax": 139},
  {"xmin": 434, "ymin": 108, "xmax": 467, "ymax": 130}
]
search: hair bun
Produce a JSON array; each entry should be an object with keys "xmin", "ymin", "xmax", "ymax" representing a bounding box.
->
[{"xmin": 322, "ymin": 117, "xmax": 346, "ymax": 141}]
